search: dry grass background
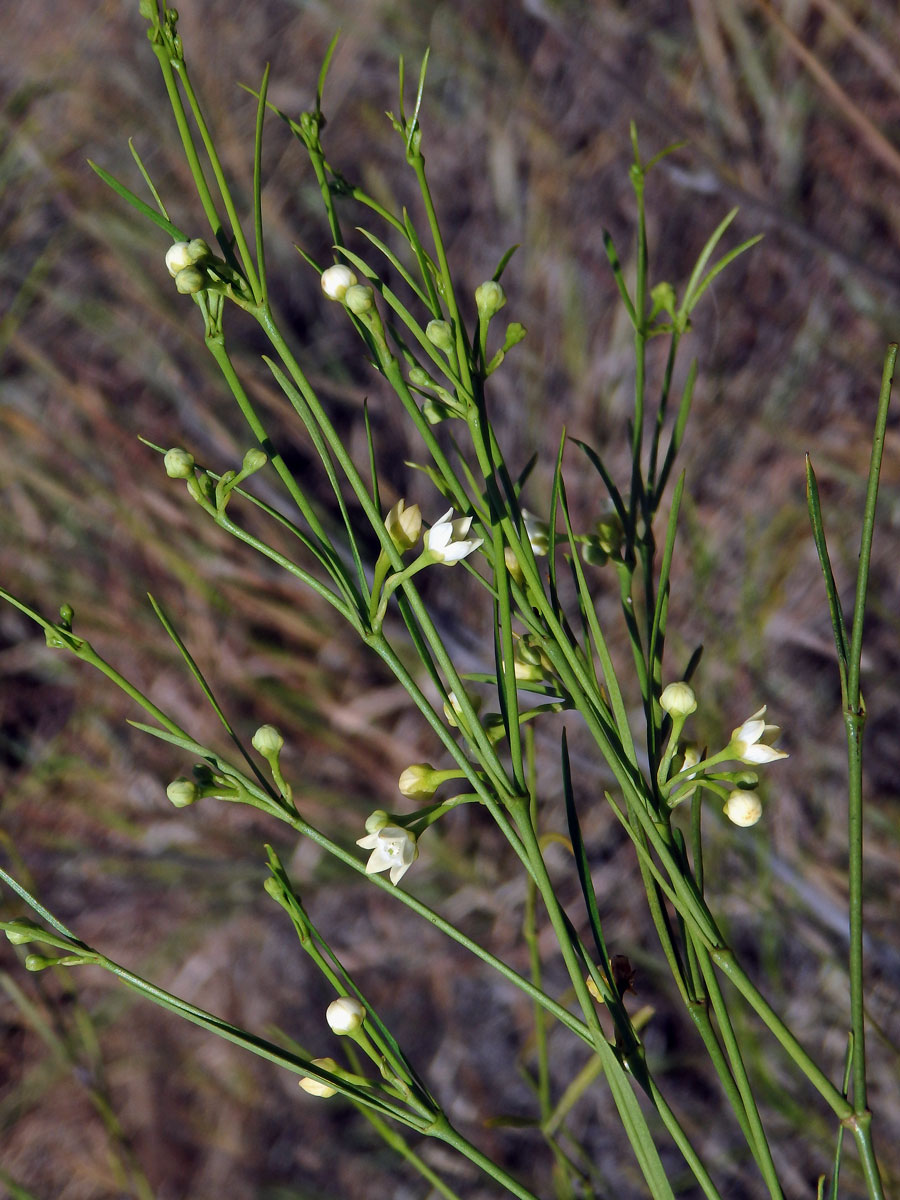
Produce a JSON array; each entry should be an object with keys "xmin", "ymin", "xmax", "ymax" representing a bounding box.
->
[{"xmin": 1, "ymin": 1, "xmax": 900, "ymax": 1197}]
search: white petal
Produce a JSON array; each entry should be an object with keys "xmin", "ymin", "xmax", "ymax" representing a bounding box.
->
[{"xmin": 741, "ymin": 744, "xmax": 788, "ymax": 764}]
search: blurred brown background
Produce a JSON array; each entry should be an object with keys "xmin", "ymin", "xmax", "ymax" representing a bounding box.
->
[{"xmin": 1, "ymin": 1, "xmax": 899, "ymax": 1197}]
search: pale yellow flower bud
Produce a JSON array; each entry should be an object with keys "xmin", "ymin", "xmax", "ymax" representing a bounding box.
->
[
  {"xmin": 299, "ymin": 1057, "xmax": 339, "ymax": 1097},
  {"xmin": 320, "ymin": 264, "xmax": 357, "ymax": 301},
  {"xmin": 385, "ymin": 499, "xmax": 422, "ymax": 552},
  {"xmin": 398, "ymin": 763, "xmax": 437, "ymax": 800},
  {"xmin": 326, "ymin": 997, "xmax": 366, "ymax": 1035},
  {"xmin": 660, "ymin": 682, "xmax": 697, "ymax": 718},
  {"xmin": 723, "ymin": 791, "xmax": 763, "ymax": 828}
]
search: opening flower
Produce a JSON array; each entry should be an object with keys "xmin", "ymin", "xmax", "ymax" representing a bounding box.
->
[
  {"xmin": 356, "ymin": 824, "xmax": 418, "ymax": 885},
  {"xmin": 423, "ymin": 508, "xmax": 483, "ymax": 565},
  {"xmin": 385, "ymin": 499, "xmax": 422, "ymax": 552},
  {"xmin": 728, "ymin": 707, "xmax": 788, "ymax": 764}
]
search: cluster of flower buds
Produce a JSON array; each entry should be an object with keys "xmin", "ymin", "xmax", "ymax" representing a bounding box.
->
[
  {"xmin": 163, "ymin": 445, "xmax": 268, "ymax": 517},
  {"xmin": 659, "ymin": 682, "xmax": 788, "ymax": 827},
  {"xmin": 165, "ymin": 238, "xmax": 213, "ymax": 294}
]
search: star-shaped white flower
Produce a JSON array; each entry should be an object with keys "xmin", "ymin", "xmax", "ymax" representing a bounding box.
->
[
  {"xmin": 423, "ymin": 509, "xmax": 483, "ymax": 565},
  {"xmin": 729, "ymin": 706, "xmax": 788, "ymax": 764},
  {"xmin": 356, "ymin": 824, "xmax": 418, "ymax": 885}
]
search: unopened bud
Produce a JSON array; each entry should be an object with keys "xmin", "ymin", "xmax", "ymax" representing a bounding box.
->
[
  {"xmin": 321, "ymin": 264, "xmax": 358, "ymax": 301},
  {"xmin": 241, "ymin": 448, "xmax": 268, "ymax": 474},
  {"xmin": 425, "ymin": 319, "xmax": 454, "ymax": 352},
  {"xmin": 475, "ymin": 280, "xmax": 506, "ymax": 321},
  {"xmin": 398, "ymin": 763, "xmax": 437, "ymax": 801},
  {"xmin": 164, "ymin": 448, "xmax": 195, "ymax": 479},
  {"xmin": 175, "ymin": 266, "xmax": 206, "ymax": 294},
  {"xmin": 660, "ymin": 682, "xmax": 697, "ymax": 718},
  {"xmin": 165, "ymin": 241, "xmax": 193, "ymax": 277},
  {"xmin": 252, "ymin": 725, "xmax": 284, "ymax": 756},
  {"xmin": 166, "ymin": 778, "xmax": 198, "ymax": 808},
  {"xmin": 326, "ymin": 996, "xmax": 366, "ymax": 1035},
  {"xmin": 723, "ymin": 791, "xmax": 763, "ymax": 828},
  {"xmin": 344, "ymin": 284, "xmax": 375, "ymax": 315},
  {"xmin": 364, "ymin": 809, "xmax": 390, "ymax": 834},
  {"xmin": 299, "ymin": 1057, "xmax": 339, "ymax": 1097}
]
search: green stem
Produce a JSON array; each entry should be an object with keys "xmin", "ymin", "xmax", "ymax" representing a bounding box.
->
[{"xmin": 430, "ymin": 1114, "xmax": 541, "ymax": 1200}]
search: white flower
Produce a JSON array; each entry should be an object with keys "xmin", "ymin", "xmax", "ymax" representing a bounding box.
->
[
  {"xmin": 729, "ymin": 707, "xmax": 788, "ymax": 764},
  {"xmin": 424, "ymin": 509, "xmax": 483, "ymax": 565},
  {"xmin": 299, "ymin": 1057, "xmax": 339, "ymax": 1097},
  {"xmin": 320, "ymin": 264, "xmax": 357, "ymax": 301},
  {"xmin": 723, "ymin": 790, "xmax": 763, "ymax": 828},
  {"xmin": 660, "ymin": 682, "xmax": 697, "ymax": 718},
  {"xmin": 326, "ymin": 997, "xmax": 366, "ymax": 1035},
  {"xmin": 356, "ymin": 824, "xmax": 418, "ymax": 885}
]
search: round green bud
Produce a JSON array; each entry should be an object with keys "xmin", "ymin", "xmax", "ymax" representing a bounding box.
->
[
  {"xmin": 252, "ymin": 724, "xmax": 284, "ymax": 756},
  {"xmin": 326, "ymin": 996, "xmax": 366, "ymax": 1035},
  {"xmin": 408, "ymin": 366, "xmax": 432, "ymax": 388},
  {"xmin": 320, "ymin": 264, "xmax": 357, "ymax": 301},
  {"xmin": 364, "ymin": 809, "xmax": 390, "ymax": 834},
  {"xmin": 185, "ymin": 237, "xmax": 212, "ymax": 266},
  {"xmin": 166, "ymin": 778, "xmax": 198, "ymax": 808},
  {"xmin": 425, "ymin": 319, "xmax": 454, "ymax": 352},
  {"xmin": 398, "ymin": 763, "xmax": 437, "ymax": 801},
  {"xmin": 344, "ymin": 284, "xmax": 375, "ymax": 315},
  {"xmin": 475, "ymin": 280, "xmax": 506, "ymax": 321},
  {"xmin": 25, "ymin": 954, "xmax": 57, "ymax": 972},
  {"xmin": 164, "ymin": 448, "xmax": 195, "ymax": 479},
  {"xmin": 175, "ymin": 266, "xmax": 206, "ymax": 294},
  {"xmin": 241, "ymin": 448, "xmax": 268, "ymax": 474}
]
